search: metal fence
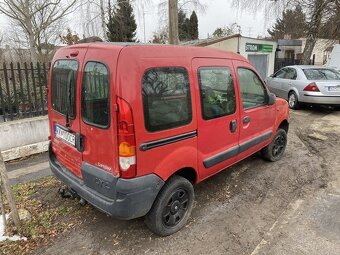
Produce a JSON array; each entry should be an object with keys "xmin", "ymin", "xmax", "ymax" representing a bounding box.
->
[{"xmin": 0, "ymin": 62, "xmax": 50, "ymax": 122}]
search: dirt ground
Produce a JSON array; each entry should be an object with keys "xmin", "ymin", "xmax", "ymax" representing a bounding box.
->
[{"xmin": 8, "ymin": 106, "xmax": 340, "ymax": 255}]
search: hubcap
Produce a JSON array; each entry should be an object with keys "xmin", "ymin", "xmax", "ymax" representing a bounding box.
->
[
  {"xmin": 289, "ymin": 94, "xmax": 296, "ymax": 108},
  {"xmin": 272, "ymin": 134, "xmax": 286, "ymax": 158},
  {"xmin": 162, "ymin": 188, "xmax": 189, "ymax": 227}
]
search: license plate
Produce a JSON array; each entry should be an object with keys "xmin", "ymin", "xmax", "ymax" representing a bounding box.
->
[
  {"xmin": 54, "ymin": 125, "xmax": 76, "ymax": 146},
  {"xmin": 328, "ymin": 86, "xmax": 340, "ymax": 92}
]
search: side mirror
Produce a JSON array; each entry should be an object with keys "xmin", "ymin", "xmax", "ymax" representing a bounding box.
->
[
  {"xmin": 268, "ymin": 93, "xmax": 276, "ymax": 105},
  {"xmin": 269, "ymin": 74, "xmax": 274, "ymax": 78}
]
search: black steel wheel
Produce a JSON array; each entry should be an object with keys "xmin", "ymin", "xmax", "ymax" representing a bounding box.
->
[
  {"xmin": 145, "ymin": 175, "xmax": 194, "ymax": 236},
  {"xmin": 261, "ymin": 129, "xmax": 287, "ymax": 162}
]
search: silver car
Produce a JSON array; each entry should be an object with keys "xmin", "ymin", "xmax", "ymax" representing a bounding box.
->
[{"xmin": 266, "ymin": 65, "xmax": 340, "ymax": 109}]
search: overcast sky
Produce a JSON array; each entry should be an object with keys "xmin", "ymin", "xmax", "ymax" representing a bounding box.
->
[{"xmin": 0, "ymin": 0, "xmax": 275, "ymax": 45}]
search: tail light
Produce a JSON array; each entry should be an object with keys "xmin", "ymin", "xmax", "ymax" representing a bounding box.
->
[
  {"xmin": 303, "ymin": 82, "xmax": 320, "ymax": 92},
  {"xmin": 117, "ymin": 97, "xmax": 136, "ymax": 178}
]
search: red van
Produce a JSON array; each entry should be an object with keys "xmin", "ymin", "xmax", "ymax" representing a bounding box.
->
[{"xmin": 48, "ymin": 43, "xmax": 289, "ymax": 236}]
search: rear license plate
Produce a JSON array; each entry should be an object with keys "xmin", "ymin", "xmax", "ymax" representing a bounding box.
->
[
  {"xmin": 54, "ymin": 125, "xmax": 76, "ymax": 146},
  {"xmin": 328, "ymin": 86, "xmax": 340, "ymax": 92}
]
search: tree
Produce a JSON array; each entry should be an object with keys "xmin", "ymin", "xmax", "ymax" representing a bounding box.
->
[
  {"xmin": 189, "ymin": 11, "xmax": 199, "ymax": 40},
  {"xmin": 268, "ymin": 5, "xmax": 307, "ymax": 40},
  {"xmin": 232, "ymin": 0, "xmax": 337, "ymax": 64},
  {"xmin": 178, "ymin": 9, "xmax": 190, "ymax": 41},
  {"xmin": 212, "ymin": 23, "xmax": 239, "ymax": 38},
  {"xmin": 0, "ymin": 0, "xmax": 78, "ymax": 63},
  {"xmin": 319, "ymin": 0, "xmax": 340, "ymax": 41},
  {"xmin": 60, "ymin": 29, "xmax": 80, "ymax": 45},
  {"xmin": 152, "ymin": 27, "xmax": 169, "ymax": 44},
  {"xmin": 107, "ymin": 0, "xmax": 137, "ymax": 42}
]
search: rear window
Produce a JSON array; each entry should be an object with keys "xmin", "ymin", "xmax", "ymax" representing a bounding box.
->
[
  {"xmin": 51, "ymin": 60, "xmax": 78, "ymax": 118},
  {"xmin": 81, "ymin": 62, "xmax": 110, "ymax": 128},
  {"xmin": 142, "ymin": 67, "xmax": 192, "ymax": 132},
  {"xmin": 303, "ymin": 68, "xmax": 340, "ymax": 80}
]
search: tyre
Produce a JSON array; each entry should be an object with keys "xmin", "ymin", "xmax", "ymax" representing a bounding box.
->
[
  {"xmin": 261, "ymin": 129, "xmax": 287, "ymax": 162},
  {"xmin": 145, "ymin": 175, "xmax": 194, "ymax": 236},
  {"xmin": 288, "ymin": 91, "xmax": 300, "ymax": 110}
]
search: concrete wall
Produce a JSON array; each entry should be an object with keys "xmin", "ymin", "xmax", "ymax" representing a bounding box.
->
[{"xmin": 0, "ymin": 116, "xmax": 49, "ymax": 161}]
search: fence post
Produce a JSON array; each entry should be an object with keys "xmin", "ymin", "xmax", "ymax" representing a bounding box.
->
[
  {"xmin": 3, "ymin": 63, "xmax": 13, "ymax": 120},
  {"xmin": 17, "ymin": 63, "xmax": 26, "ymax": 118},
  {"xmin": 0, "ymin": 151, "xmax": 20, "ymax": 227}
]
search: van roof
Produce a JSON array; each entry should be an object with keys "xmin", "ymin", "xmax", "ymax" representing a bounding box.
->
[{"xmin": 62, "ymin": 42, "xmax": 247, "ymax": 61}]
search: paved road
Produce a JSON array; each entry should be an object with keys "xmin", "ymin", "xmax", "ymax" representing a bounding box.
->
[{"xmin": 5, "ymin": 152, "xmax": 51, "ymax": 185}]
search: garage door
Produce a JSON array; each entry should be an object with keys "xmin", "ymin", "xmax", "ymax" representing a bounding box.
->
[{"xmin": 248, "ymin": 55, "xmax": 268, "ymax": 80}]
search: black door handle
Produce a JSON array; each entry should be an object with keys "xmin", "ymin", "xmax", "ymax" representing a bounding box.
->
[
  {"xmin": 230, "ymin": 120, "xmax": 237, "ymax": 133},
  {"xmin": 243, "ymin": 116, "xmax": 251, "ymax": 124}
]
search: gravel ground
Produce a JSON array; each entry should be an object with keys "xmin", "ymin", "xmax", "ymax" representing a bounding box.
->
[{"xmin": 9, "ymin": 106, "xmax": 340, "ymax": 255}]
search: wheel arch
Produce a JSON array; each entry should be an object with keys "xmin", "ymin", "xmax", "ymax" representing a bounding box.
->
[
  {"xmin": 172, "ymin": 167, "xmax": 198, "ymax": 184},
  {"xmin": 288, "ymin": 87, "xmax": 300, "ymax": 100},
  {"xmin": 278, "ymin": 119, "xmax": 289, "ymax": 133}
]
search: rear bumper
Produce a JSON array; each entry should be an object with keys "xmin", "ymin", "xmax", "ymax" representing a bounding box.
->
[
  {"xmin": 300, "ymin": 94, "xmax": 340, "ymax": 105},
  {"xmin": 49, "ymin": 144, "xmax": 164, "ymax": 220}
]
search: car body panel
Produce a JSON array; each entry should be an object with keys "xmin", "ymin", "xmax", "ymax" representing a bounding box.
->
[{"xmin": 266, "ymin": 65, "xmax": 340, "ymax": 105}]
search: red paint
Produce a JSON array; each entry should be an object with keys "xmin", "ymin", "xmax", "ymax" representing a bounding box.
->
[{"xmin": 48, "ymin": 43, "xmax": 289, "ymax": 185}]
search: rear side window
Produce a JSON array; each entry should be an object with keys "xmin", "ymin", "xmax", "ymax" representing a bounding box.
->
[
  {"xmin": 303, "ymin": 68, "xmax": 340, "ymax": 80},
  {"xmin": 142, "ymin": 67, "xmax": 192, "ymax": 132},
  {"xmin": 81, "ymin": 62, "xmax": 110, "ymax": 128},
  {"xmin": 199, "ymin": 67, "xmax": 236, "ymax": 120},
  {"xmin": 51, "ymin": 60, "xmax": 78, "ymax": 118},
  {"xmin": 238, "ymin": 68, "xmax": 266, "ymax": 110}
]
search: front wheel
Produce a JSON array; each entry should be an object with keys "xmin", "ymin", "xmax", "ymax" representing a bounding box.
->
[
  {"xmin": 261, "ymin": 129, "xmax": 287, "ymax": 162},
  {"xmin": 145, "ymin": 175, "xmax": 194, "ymax": 236}
]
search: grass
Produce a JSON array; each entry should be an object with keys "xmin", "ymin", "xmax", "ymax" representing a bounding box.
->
[{"xmin": 0, "ymin": 176, "xmax": 88, "ymax": 255}]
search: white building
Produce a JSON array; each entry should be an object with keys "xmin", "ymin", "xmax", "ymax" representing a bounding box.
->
[{"xmin": 183, "ymin": 34, "xmax": 278, "ymax": 79}]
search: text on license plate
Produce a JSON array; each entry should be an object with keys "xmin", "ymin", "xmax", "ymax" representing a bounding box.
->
[
  {"xmin": 328, "ymin": 86, "xmax": 340, "ymax": 92},
  {"xmin": 54, "ymin": 125, "xmax": 76, "ymax": 146}
]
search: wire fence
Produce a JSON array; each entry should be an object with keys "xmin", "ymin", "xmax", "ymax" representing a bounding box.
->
[{"xmin": 0, "ymin": 62, "xmax": 50, "ymax": 122}]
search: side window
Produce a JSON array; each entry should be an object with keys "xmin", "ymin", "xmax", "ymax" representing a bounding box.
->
[
  {"xmin": 142, "ymin": 67, "xmax": 192, "ymax": 132},
  {"xmin": 274, "ymin": 68, "xmax": 287, "ymax": 79},
  {"xmin": 285, "ymin": 68, "xmax": 297, "ymax": 80},
  {"xmin": 82, "ymin": 62, "xmax": 110, "ymax": 128},
  {"xmin": 238, "ymin": 68, "xmax": 267, "ymax": 110},
  {"xmin": 198, "ymin": 67, "xmax": 236, "ymax": 120}
]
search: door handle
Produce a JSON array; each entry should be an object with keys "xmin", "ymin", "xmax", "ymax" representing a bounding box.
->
[
  {"xmin": 230, "ymin": 120, "xmax": 237, "ymax": 133},
  {"xmin": 243, "ymin": 116, "xmax": 251, "ymax": 124}
]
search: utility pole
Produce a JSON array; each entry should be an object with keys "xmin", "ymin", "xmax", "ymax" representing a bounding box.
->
[
  {"xmin": 168, "ymin": 0, "xmax": 179, "ymax": 45},
  {"xmin": 0, "ymin": 151, "xmax": 20, "ymax": 227}
]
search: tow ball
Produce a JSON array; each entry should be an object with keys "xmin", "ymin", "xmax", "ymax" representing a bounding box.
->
[{"xmin": 58, "ymin": 186, "xmax": 87, "ymax": 206}]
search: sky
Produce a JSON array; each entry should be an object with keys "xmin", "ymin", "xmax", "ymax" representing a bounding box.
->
[
  {"xmin": 0, "ymin": 0, "xmax": 275, "ymax": 46},
  {"xmin": 136, "ymin": 0, "xmax": 275, "ymax": 42}
]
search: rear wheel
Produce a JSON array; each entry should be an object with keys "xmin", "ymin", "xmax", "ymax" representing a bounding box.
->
[
  {"xmin": 261, "ymin": 129, "xmax": 287, "ymax": 162},
  {"xmin": 288, "ymin": 91, "xmax": 300, "ymax": 109},
  {"xmin": 145, "ymin": 175, "xmax": 194, "ymax": 236}
]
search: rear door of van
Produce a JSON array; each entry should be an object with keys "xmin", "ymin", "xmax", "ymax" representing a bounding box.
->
[
  {"xmin": 50, "ymin": 46, "xmax": 88, "ymax": 177},
  {"xmin": 79, "ymin": 46, "xmax": 119, "ymax": 177},
  {"xmin": 192, "ymin": 58, "xmax": 240, "ymax": 180}
]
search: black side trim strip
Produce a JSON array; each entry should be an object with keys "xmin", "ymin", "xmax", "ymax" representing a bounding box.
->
[
  {"xmin": 239, "ymin": 131, "xmax": 272, "ymax": 154},
  {"xmin": 140, "ymin": 131, "xmax": 197, "ymax": 151},
  {"xmin": 203, "ymin": 145, "xmax": 239, "ymax": 168},
  {"xmin": 203, "ymin": 131, "xmax": 273, "ymax": 168}
]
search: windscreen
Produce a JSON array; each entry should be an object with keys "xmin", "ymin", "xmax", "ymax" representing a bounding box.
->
[
  {"xmin": 303, "ymin": 68, "xmax": 340, "ymax": 80},
  {"xmin": 51, "ymin": 60, "xmax": 79, "ymax": 118}
]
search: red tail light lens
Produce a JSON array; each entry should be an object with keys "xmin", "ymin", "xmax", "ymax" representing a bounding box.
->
[
  {"xmin": 117, "ymin": 97, "xmax": 136, "ymax": 179},
  {"xmin": 303, "ymin": 82, "xmax": 320, "ymax": 92}
]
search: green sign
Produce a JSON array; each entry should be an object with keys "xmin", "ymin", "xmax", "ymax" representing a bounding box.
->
[{"xmin": 245, "ymin": 43, "xmax": 273, "ymax": 53}]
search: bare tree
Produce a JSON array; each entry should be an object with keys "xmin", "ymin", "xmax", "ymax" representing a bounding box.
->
[
  {"xmin": 0, "ymin": 0, "xmax": 78, "ymax": 63},
  {"xmin": 232, "ymin": 0, "xmax": 337, "ymax": 64}
]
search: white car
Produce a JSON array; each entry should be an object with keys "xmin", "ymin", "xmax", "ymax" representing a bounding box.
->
[{"xmin": 266, "ymin": 65, "xmax": 340, "ymax": 109}]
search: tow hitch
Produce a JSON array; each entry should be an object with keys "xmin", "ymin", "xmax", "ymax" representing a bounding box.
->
[{"xmin": 58, "ymin": 186, "xmax": 87, "ymax": 206}]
